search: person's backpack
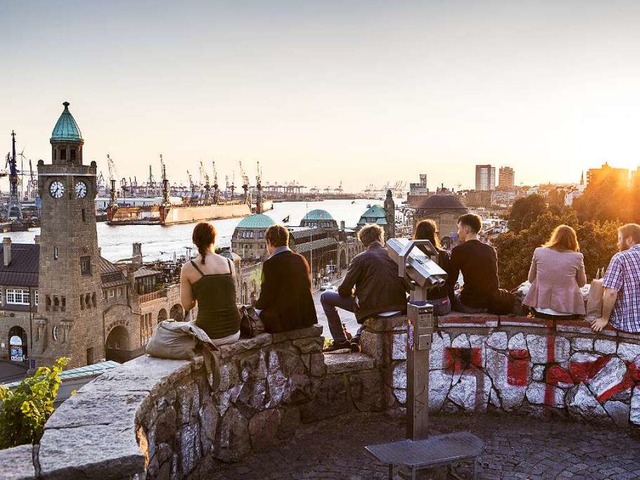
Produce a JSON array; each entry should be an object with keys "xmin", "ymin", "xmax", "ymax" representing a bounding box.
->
[{"xmin": 488, "ymin": 288, "xmax": 516, "ymax": 315}]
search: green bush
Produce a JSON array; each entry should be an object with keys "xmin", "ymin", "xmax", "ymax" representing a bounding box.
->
[{"xmin": 0, "ymin": 357, "xmax": 68, "ymax": 449}]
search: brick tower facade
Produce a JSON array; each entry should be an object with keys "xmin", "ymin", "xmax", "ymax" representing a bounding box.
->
[{"xmin": 33, "ymin": 102, "xmax": 104, "ymax": 368}]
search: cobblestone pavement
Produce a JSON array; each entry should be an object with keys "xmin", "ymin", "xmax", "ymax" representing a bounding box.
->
[{"xmin": 210, "ymin": 411, "xmax": 640, "ymax": 480}]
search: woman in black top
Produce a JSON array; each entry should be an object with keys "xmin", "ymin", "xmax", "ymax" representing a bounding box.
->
[
  {"xmin": 413, "ymin": 219, "xmax": 452, "ymax": 316},
  {"xmin": 180, "ymin": 222, "xmax": 240, "ymax": 345}
]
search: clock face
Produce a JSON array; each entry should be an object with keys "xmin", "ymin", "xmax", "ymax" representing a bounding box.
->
[
  {"xmin": 75, "ymin": 181, "xmax": 88, "ymax": 198},
  {"xmin": 49, "ymin": 181, "xmax": 65, "ymax": 199}
]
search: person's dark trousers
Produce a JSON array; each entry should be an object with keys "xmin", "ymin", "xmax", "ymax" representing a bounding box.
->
[
  {"xmin": 451, "ymin": 294, "xmax": 488, "ymax": 314},
  {"xmin": 320, "ymin": 291, "xmax": 357, "ymax": 344}
]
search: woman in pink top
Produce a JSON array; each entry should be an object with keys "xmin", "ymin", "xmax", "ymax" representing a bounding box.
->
[{"xmin": 523, "ymin": 225, "xmax": 587, "ymax": 319}]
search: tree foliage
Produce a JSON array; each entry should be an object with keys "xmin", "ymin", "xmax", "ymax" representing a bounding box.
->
[
  {"xmin": 507, "ymin": 194, "xmax": 548, "ymax": 233},
  {"xmin": 0, "ymin": 357, "xmax": 68, "ymax": 449}
]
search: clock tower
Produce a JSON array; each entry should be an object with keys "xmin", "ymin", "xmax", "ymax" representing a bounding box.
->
[{"xmin": 33, "ymin": 102, "xmax": 104, "ymax": 368}]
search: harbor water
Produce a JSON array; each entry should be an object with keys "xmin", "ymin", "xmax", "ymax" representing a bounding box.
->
[{"xmin": 4, "ymin": 199, "xmax": 381, "ymax": 263}]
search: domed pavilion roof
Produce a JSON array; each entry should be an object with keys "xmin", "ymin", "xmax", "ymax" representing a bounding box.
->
[
  {"xmin": 417, "ymin": 194, "xmax": 468, "ymax": 215},
  {"xmin": 51, "ymin": 102, "xmax": 83, "ymax": 142},
  {"xmin": 302, "ymin": 209, "xmax": 334, "ymax": 221},
  {"xmin": 357, "ymin": 204, "xmax": 387, "ymax": 226},
  {"xmin": 235, "ymin": 214, "xmax": 275, "ymax": 229}
]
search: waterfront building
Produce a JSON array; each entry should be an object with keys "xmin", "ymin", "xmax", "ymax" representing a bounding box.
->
[
  {"xmin": 414, "ymin": 194, "xmax": 470, "ymax": 249},
  {"xmin": 475, "ymin": 164, "xmax": 496, "ymax": 191},
  {"xmin": 586, "ymin": 162, "xmax": 630, "ymax": 190},
  {"xmin": 0, "ymin": 239, "xmax": 38, "ymax": 363},
  {"xmin": 231, "ymin": 213, "xmax": 276, "ymax": 261},
  {"xmin": 498, "ymin": 166, "xmax": 515, "ymax": 189}
]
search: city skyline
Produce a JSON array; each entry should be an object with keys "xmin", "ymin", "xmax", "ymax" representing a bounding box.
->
[{"xmin": 2, "ymin": 1, "xmax": 640, "ymax": 192}]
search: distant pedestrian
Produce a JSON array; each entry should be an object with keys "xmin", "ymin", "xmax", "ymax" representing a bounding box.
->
[
  {"xmin": 321, "ymin": 224, "xmax": 407, "ymax": 353},
  {"xmin": 255, "ymin": 225, "xmax": 318, "ymax": 333},
  {"xmin": 180, "ymin": 222, "xmax": 240, "ymax": 346},
  {"xmin": 413, "ymin": 219, "xmax": 451, "ymax": 316},
  {"xmin": 446, "ymin": 213, "xmax": 500, "ymax": 313},
  {"xmin": 523, "ymin": 225, "xmax": 586, "ymax": 319},
  {"xmin": 591, "ymin": 223, "xmax": 640, "ymax": 333}
]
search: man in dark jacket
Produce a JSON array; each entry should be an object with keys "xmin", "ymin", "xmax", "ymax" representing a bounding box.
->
[
  {"xmin": 255, "ymin": 225, "xmax": 318, "ymax": 333},
  {"xmin": 321, "ymin": 224, "xmax": 407, "ymax": 352}
]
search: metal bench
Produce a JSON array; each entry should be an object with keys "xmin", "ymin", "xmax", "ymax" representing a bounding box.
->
[{"xmin": 365, "ymin": 431, "xmax": 484, "ymax": 480}]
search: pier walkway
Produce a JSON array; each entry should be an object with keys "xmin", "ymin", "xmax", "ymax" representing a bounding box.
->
[{"xmin": 210, "ymin": 410, "xmax": 640, "ymax": 479}]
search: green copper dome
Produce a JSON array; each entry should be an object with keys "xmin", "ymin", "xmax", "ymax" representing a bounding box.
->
[
  {"xmin": 302, "ymin": 209, "xmax": 334, "ymax": 221},
  {"xmin": 357, "ymin": 204, "xmax": 387, "ymax": 226},
  {"xmin": 51, "ymin": 102, "xmax": 83, "ymax": 142},
  {"xmin": 235, "ymin": 214, "xmax": 276, "ymax": 229}
]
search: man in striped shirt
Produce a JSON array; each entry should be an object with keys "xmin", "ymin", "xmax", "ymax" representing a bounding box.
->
[{"xmin": 591, "ymin": 223, "xmax": 640, "ymax": 333}]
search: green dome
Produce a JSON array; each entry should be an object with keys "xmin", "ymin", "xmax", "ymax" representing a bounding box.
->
[
  {"xmin": 357, "ymin": 205, "xmax": 386, "ymax": 225},
  {"xmin": 236, "ymin": 214, "xmax": 276, "ymax": 229},
  {"xmin": 51, "ymin": 102, "xmax": 83, "ymax": 142},
  {"xmin": 302, "ymin": 209, "xmax": 334, "ymax": 221}
]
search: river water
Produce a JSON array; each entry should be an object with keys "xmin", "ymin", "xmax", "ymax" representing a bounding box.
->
[{"xmin": 5, "ymin": 199, "xmax": 380, "ymax": 263}]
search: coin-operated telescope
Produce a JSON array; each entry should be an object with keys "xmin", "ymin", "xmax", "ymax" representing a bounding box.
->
[
  {"xmin": 386, "ymin": 237, "xmax": 447, "ymax": 302},
  {"xmin": 386, "ymin": 238, "xmax": 448, "ymax": 440}
]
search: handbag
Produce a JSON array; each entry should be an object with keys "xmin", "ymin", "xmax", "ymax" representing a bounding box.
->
[
  {"xmin": 586, "ymin": 279, "xmax": 604, "ymax": 317},
  {"xmin": 146, "ymin": 320, "xmax": 212, "ymax": 360},
  {"xmin": 239, "ymin": 305, "xmax": 264, "ymax": 338}
]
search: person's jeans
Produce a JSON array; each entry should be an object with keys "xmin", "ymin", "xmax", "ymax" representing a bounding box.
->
[
  {"xmin": 451, "ymin": 294, "xmax": 488, "ymax": 314},
  {"xmin": 429, "ymin": 296, "xmax": 452, "ymax": 316},
  {"xmin": 320, "ymin": 291, "xmax": 356, "ymax": 343}
]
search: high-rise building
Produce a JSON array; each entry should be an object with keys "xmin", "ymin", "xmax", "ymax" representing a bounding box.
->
[
  {"xmin": 475, "ymin": 164, "xmax": 496, "ymax": 191},
  {"xmin": 586, "ymin": 163, "xmax": 630, "ymax": 190},
  {"xmin": 498, "ymin": 166, "xmax": 515, "ymax": 189}
]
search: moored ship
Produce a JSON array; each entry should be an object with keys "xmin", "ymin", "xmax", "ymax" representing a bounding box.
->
[{"xmin": 106, "ymin": 159, "xmax": 264, "ymax": 225}]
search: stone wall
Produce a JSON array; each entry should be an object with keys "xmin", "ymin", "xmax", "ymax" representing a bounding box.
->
[
  {"xmin": 362, "ymin": 314, "xmax": 640, "ymax": 426},
  {"xmin": 0, "ymin": 324, "xmax": 381, "ymax": 480},
  {"xmin": 3, "ymin": 314, "xmax": 640, "ymax": 479}
]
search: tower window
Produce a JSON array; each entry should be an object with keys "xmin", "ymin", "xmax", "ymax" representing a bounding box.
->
[
  {"xmin": 60, "ymin": 149, "xmax": 67, "ymax": 160},
  {"xmin": 70, "ymin": 149, "xmax": 76, "ymax": 162},
  {"xmin": 54, "ymin": 246, "xmax": 59, "ymax": 260},
  {"xmin": 80, "ymin": 256, "xmax": 91, "ymax": 275},
  {"xmin": 82, "ymin": 209, "xmax": 86, "ymax": 222}
]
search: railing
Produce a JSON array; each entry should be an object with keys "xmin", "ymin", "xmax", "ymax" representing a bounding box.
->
[{"xmin": 138, "ymin": 289, "xmax": 168, "ymax": 303}]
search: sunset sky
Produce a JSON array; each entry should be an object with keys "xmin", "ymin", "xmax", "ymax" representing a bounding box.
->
[{"xmin": 2, "ymin": 1, "xmax": 640, "ymax": 192}]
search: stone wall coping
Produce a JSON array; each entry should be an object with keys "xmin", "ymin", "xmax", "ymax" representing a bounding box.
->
[
  {"xmin": 0, "ymin": 444, "xmax": 35, "ymax": 480},
  {"xmin": 324, "ymin": 353, "xmax": 375, "ymax": 374},
  {"xmin": 434, "ymin": 314, "xmax": 632, "ymax": 342}
]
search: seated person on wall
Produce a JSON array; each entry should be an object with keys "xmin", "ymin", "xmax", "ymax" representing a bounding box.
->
[
  {"xmin": 592, "ymin": 223, "xmax": 640, "ymax": 333},
  {"xmin": 445, "ymin": 213, "xmax": 499, "ymax": 313},
  {"xmin": 413, "ymin": 219, "xmax": 451, "ymax": 316},
  {"xmin": 523, "ymin": 225, "xmax": 586, "ymax": 320},
  {"xmin": 180, "ymin": 222, "xmax": 241, "ymax": 346},
  {"xmin": 321, "ymin": 223, "xmax": 408, "ymax": 353},
  {"xmin": 255, "ymin": 225, "xmax": 318, "ymax": 333}
]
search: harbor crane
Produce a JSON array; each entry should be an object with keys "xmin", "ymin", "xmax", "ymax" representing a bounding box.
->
[
  {"xmin": 106, "ymin": 154, "xmax": 120, "ymax": 206},
  {"xmin": 239, "ymin": 160, "xmax": 250, "ymax": 205},
  {"xmin": 186, "ymin": 170, "xmax": 195, "ymax": 197},
  {"xmin": 212, "ymin": 160, "xmax": 219, "ymax": 203},
  {"xmin": 255, "ymin": 160, "xmax": 264, "ymax": 213},
  {"xmin": 160, "ymin": 154, "xmax": 170, "ymax": 204}
]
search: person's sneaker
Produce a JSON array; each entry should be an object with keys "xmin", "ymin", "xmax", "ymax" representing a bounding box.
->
[
  {"xmin": 349, "ymin": 341, "xmax": 360, "ymax": 353},
  {"xmin": 323, "ymin": 341, "xmax": 351, "ymax": 353}
]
